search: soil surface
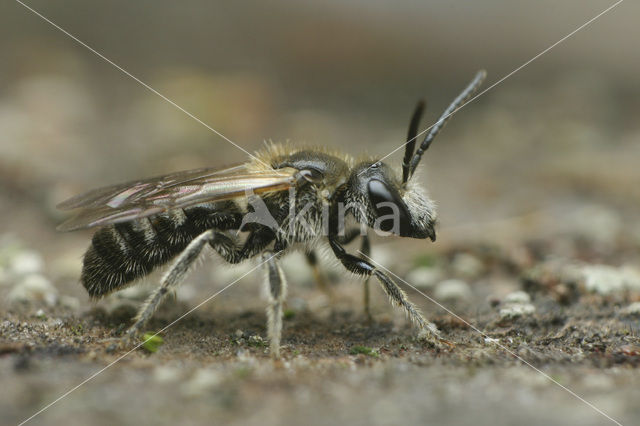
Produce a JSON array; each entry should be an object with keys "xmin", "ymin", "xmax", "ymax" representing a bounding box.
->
[{"xmin": 2, "ymin": 231, "xmax": 640, "ymax": 426}]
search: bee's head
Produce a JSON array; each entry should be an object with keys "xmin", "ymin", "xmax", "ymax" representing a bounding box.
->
[
  {"xmin": 344, "ymin": 161, "xmax": 436, "ymax": 241},
  {"xmin": 339, "ymin": 71, "xmax": 487, "ymax": 241}
]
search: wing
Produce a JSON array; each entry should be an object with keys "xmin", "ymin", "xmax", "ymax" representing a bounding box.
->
[{"xmin": 57, "ymin": 164, "xmax": 298, "ymax": 231}]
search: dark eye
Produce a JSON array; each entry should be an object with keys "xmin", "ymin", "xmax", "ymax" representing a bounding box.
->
[{"xmin": 367, "ymin": 179, "xmax": 412, "ymax": 235}]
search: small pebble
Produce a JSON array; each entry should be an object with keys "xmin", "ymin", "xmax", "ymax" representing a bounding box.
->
[
  {"xmin": 504, "ymin": 291, "xmax": 531, "ymax": 304},
  {"xmin": 621, "ymin": 302, "xmax": 640, "ymax": 315},
  {"xmin": 581, "ymin": 264, "xmax": 640, "ymax": 295},
  {"xmin": 451, "ymin": 253, "xmax": 484, "ymax": 278},
  {"xmin": 499, "ymin": 303, "xmax": 536, "ymax": 319},
  {"xmin": 9, "ymin": 250, "xmax": 44, "ymax": 276},
  {"xmin": 405, "ymin": 267, "xmax": 443, "ymax": 290},
  {"xmin": 434, "ymin": 279, "xmax": 471, "ymax": 301},
  {"xmin": 7, "ymin": 274, "xmax": 58, "ymax": 306}
]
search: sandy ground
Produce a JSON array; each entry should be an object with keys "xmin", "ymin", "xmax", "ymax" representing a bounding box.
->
[{"xmin": 1, "ymin": 224, "xmax": 640, "ymax": 426}]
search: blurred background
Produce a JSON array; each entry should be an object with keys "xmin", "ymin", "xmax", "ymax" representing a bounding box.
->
[
  {"xmin": 1, "ymin": 0, "xmax": 639, "ymax": 319},
  {"xmin": 1, "ymin": 0, "xmax": 638, "ymax": 249},
  {"xmin": 1, "ymin": 2, "xmax": 640, "ymax": 425},
  {"xmin": 2, "ymin": 0, "xmax": 640, "ymax": 321}
]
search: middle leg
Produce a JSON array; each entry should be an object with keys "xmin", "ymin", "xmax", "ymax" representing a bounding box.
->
[
  {"xmin": 262, "ymin": 251, "xmax": 288, "ymax": 358},
  {"xmin": 338, "ymin": 229, "xmax": 373, "ymax": 320},
  {"xmin": 305, "ymin": 250, "xmax": 336, "ymax": 304},
  {"xmin": 359, "ymin": 234, "xmax": 372, "ymax": 321}
]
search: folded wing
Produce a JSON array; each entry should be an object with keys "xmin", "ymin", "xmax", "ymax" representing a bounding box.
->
[{"xmin": 57, "ymin": 164, "xmax": 298, "ymax": 231}]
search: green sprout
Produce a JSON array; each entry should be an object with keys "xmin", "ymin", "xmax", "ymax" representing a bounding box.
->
[
  {"xmin": 349, "ymin": 345, "xmax": 379, "ymax": 357},
  {"xmin": 142, "ymin": 332, "xmax": 164, "ymax": 353}
]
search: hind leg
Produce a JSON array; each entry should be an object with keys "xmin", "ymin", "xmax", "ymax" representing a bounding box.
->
[
  {"xmin": 262, "ymin": 251, "xmax": 287, "ymax": 358},
  {"xmin": 124, "ymin": 230, "xmax": 216, "ymax": 342}
]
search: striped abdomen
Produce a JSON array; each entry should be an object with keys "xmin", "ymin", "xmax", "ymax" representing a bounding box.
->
[{"xmin": 81, "ymin": 203, "xmax": 241, "ymax": 298}]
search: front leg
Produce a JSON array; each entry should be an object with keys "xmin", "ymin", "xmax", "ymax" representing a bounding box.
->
[{"xmin": 329, "ymin": 238, "xmax": 441, "ymax": 342}]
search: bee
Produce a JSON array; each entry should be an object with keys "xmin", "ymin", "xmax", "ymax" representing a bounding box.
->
[{"xmin": 58, "ymin": 71, "xmax": 486, "ymax": 357}]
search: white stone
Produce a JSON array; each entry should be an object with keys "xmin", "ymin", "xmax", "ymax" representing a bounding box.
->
[
  {"xmin": 504, "ymin": 291, "xmax": 531, "ymax": 304},
  {"xmin": 499, "ymin": 303, "xmax": 535, "ymax": 319},
  {"xmin": 581, "ymin": 264, "xmax": 640, "ymax": 295},
  {"xmin": 451, "ymin": 253, "xmax": 484, "ymax": 278},
  {"xmin": 434, "ymin": 279, "xmax": 472, "ymax": 301},
  {"xmin": 9, "ymin": 250, "xmax": 44, "ymax": 276},
  {"xmin": 405, "ymin": 267, "xmax": 443, "ymax": 290},
  {"xmin": 621, "ymin": 302, "xmax": 640, "ymax": 315},
  {"xmin": 7, "ymin": 274, "xmax": 58, "ymax": 306}
]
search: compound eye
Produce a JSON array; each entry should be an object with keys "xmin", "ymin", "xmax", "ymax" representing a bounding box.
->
[{"xmin": 367, "ymin": 179, "xmax": 412, "ymax": 235}]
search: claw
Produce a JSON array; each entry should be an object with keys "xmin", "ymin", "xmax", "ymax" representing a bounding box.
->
[{"xmin": 417, "ymin": 324, "xmax": 453, "ymax": 350}]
